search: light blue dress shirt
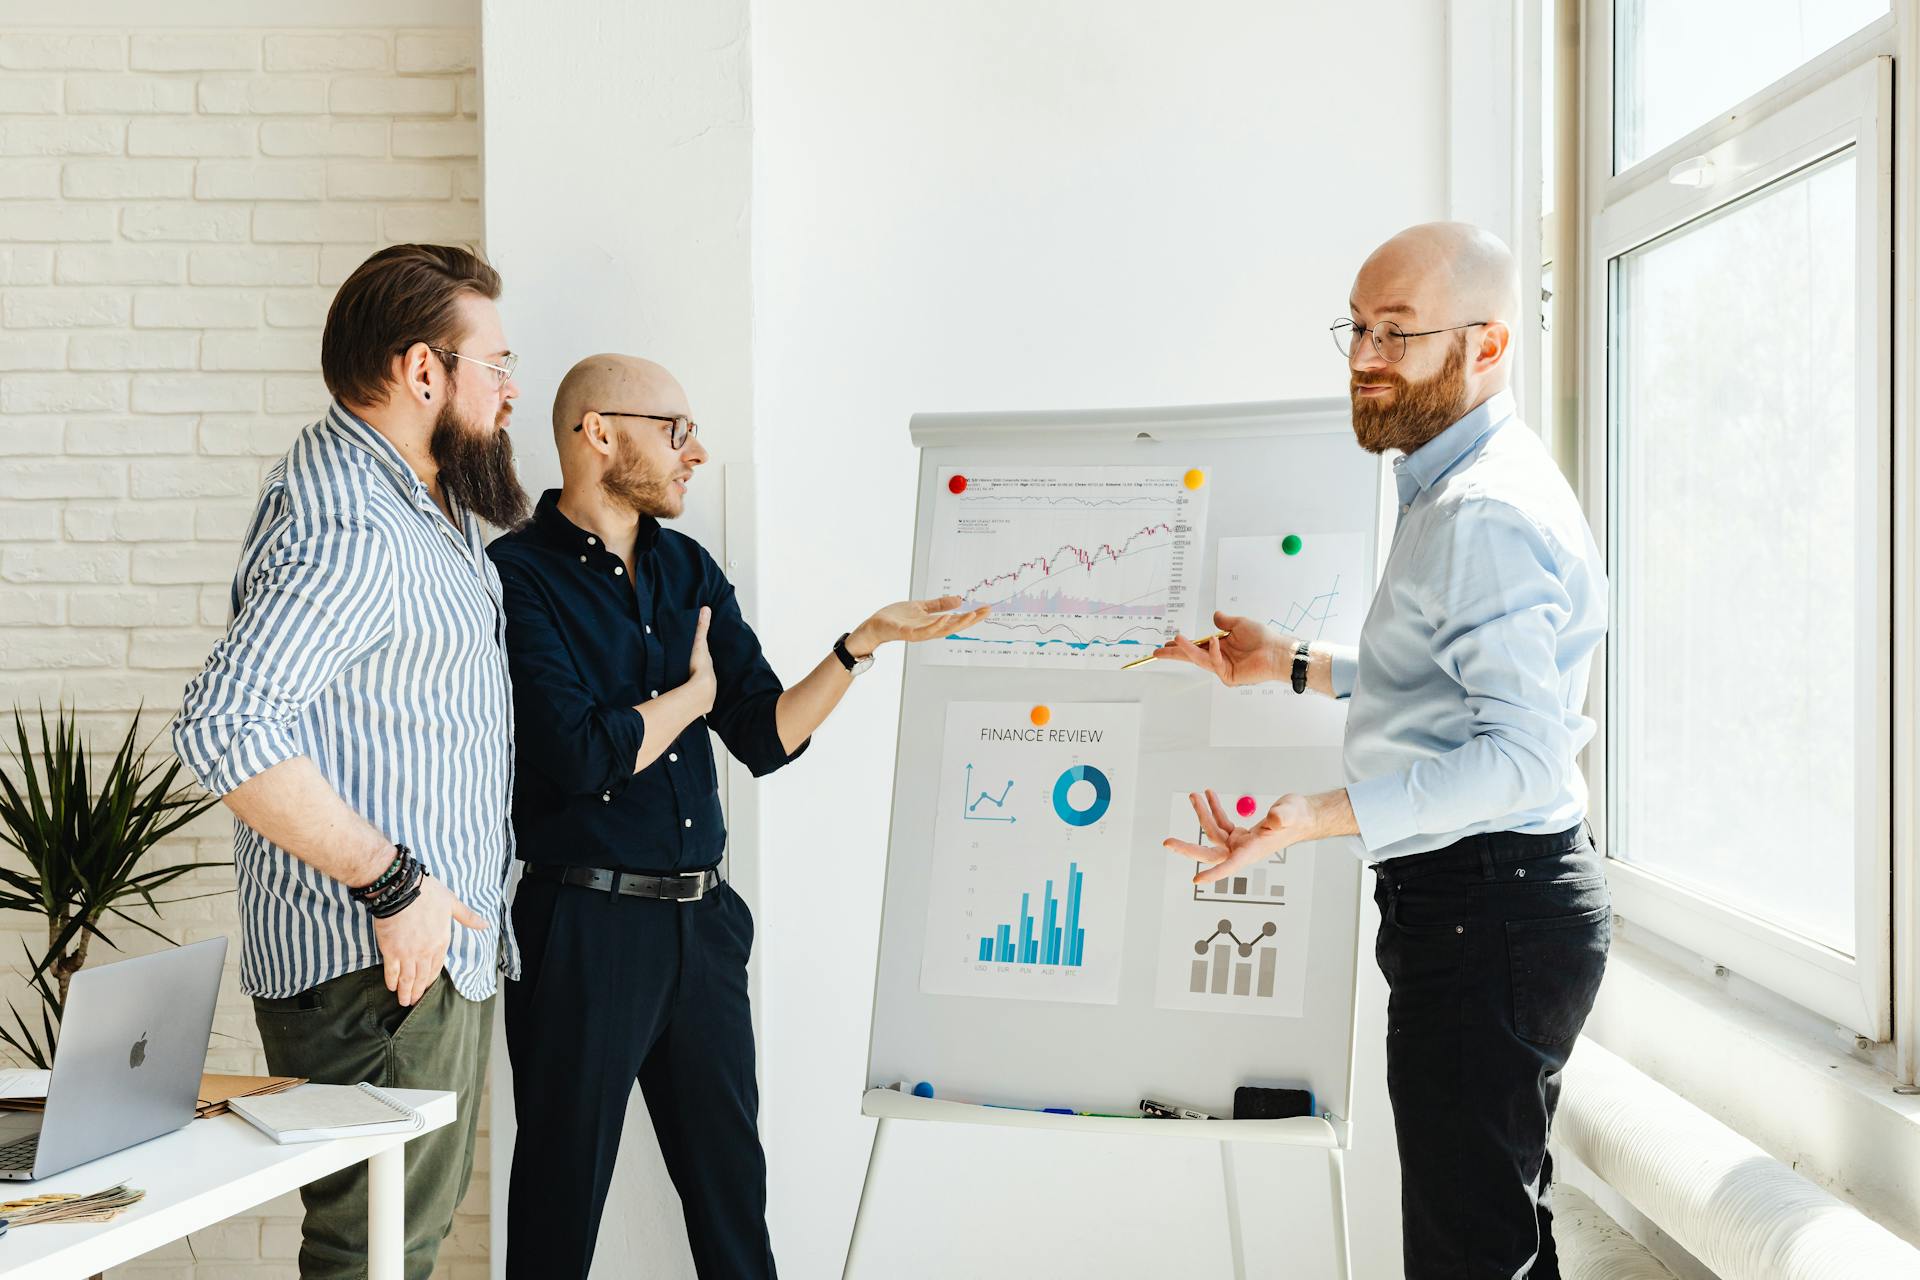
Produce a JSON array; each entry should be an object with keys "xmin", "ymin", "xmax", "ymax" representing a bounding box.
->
[{"xmin": 1329, "ymin": 389, "xmax": 1606, "ymax": 862}]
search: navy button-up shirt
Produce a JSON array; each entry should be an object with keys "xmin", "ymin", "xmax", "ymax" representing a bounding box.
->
[{"xmin": 487, "ymin": 489, "xmax": 806, "ymax": 872}]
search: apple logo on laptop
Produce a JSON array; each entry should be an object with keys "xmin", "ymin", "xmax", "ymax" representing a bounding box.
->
[{"xmin": 129, "ymin": 1032, "xmax": 148, "ymax": 1070}]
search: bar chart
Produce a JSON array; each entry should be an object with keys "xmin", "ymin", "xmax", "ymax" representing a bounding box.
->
[
  {"xmin": 1156, "ymin": 793, "xmax": 1316, "ymax": 1017},
  {"xmin": 1189, "ymin": 919, "xmax": 1279, "ymax": 999},
  {"xmin": 977, "ymin": 862, "xmax": 1087, "ymax": 967},
  {"xmin": 1191, "ymin": 852, "xmax": 1288, "ymax": 907}
]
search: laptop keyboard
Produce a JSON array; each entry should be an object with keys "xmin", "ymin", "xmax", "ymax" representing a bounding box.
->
[{"xmin": 0, "ymin": 1132, "xmax": 37, "ymax": 1170}]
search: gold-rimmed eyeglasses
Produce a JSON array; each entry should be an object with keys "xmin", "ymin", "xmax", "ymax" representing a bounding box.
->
[{"xmin": 426, "ymin": 345, "xmax": 518, "ymax": 388}]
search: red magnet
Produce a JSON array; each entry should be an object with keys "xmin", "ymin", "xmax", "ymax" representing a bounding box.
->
[
  {"xmin": 948, "ymin": 474, "xmax": 968, "ymax": 494},
  {"xmin": 1236, "ymin": 795, "xmax": 1257, "ymax": 818}
]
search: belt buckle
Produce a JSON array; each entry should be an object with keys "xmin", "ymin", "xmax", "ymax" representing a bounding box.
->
[{"xmin": 676, "ymin": 871, "xmax": 709, "ymax": 903}]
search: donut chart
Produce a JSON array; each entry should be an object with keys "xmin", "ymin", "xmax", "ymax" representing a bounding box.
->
[{"xmin": 1052, "ymin": 764, "xmax": 1113, "ymax": 827}]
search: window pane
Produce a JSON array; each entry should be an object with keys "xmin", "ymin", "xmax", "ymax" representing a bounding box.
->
[
  {"xmin": 1614, "ymin": 0, "xmax": 1885, "ymax": 170},
  {"xmin": 1611, "ymin": 151, "xmax": 1857, "ymax": 954},
  {"xmin": 1542, "ymin": 0, "xmax": 1557, "ymax": 221},
  {"xmin": 1539, "ymin": 261, "xmax": 1554, "ymax": 441}
]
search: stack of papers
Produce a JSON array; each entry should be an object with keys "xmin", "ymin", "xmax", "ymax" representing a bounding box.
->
[
  {"xmin": 0, "ymin": 1071, "xmax": 304, "ymax": 1118},
  {"xmin": 0, "ymin": 1184, "xmax": 145, "ymax": 1226},
  {"xmin": 0, "ymin": 1069, "xmax": 48, "ymax": 1106},
  {"xmin": 194, "ymin": 1074, "xmax": 306, "ymax": 1118}
]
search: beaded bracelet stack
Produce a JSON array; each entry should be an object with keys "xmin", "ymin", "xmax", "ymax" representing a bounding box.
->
[{"xmin": 351, "ymin": 844, "xmax": 424, "ymax": 919}]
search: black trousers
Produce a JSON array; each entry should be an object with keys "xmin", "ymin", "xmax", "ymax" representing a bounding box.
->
[
  {"xmin": 1373, "ymin": 824, "xmax": 1611, "ymax": 1280},
  {"xmin": 504, "ymin": 874, "xmax": 775, "ymax": 1280}
]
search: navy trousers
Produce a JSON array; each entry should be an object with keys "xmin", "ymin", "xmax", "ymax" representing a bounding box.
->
[
  {"xmin": 1373, "ymin": 825, "xmax": 1612, "ymax": 1279},
  {"xmin": 504, "ymin": 874, "xmax": 774, "ymax": 1279}
]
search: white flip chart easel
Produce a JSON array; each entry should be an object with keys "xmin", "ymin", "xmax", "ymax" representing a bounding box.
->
[{"xmin": 848, "ymin": 397, "xmax": 1387, "ymax": 1278}]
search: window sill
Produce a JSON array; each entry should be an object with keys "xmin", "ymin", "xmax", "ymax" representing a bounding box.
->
[{"xmin": 1583, "ymin": 921, "xmax": 1920, "ymax": 1246}]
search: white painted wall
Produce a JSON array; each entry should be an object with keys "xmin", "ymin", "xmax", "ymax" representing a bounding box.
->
[
  {"xmin": 480, "ymin": 1, "xmax": 754, "ymax": 1275},
  {"xmin": 484, "ymin": 1, "xmax": 1447, "ymax": 1273},
  {"xmin": 750, "ymin": 4, "xmax": 1447, "ymax": 1276}
]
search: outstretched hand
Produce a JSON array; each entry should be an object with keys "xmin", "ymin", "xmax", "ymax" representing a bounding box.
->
[
  {"xmin": 1163, "ymin": 790, "xmax": 1341, "ymax": 884},
  {"xmin": 1149, "ymin": 611, "xmax": 1296, "ymax": 687},
  {"xmin": 850, "ymin": 595, "xmax": 990, "ymax": 652}
]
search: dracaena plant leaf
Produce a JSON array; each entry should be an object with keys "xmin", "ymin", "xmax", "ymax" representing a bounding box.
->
[{"xmin": 0, "ymin": 705, "xmax": 229, "ymax": 1065}]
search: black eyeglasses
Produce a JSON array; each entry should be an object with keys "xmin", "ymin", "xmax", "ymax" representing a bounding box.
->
[
  {"xmin": 1329, "ymin": 318, "xmax": 1488, "ymax": 363},
  {"xmin": 574, "ymin": 411, "xmax": 700, "ymax": 450}
]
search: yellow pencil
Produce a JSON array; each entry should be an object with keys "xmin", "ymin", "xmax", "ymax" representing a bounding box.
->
[{"xmin": 1121, "ymin": 629, "xmax": 1227, "ymax": 670}]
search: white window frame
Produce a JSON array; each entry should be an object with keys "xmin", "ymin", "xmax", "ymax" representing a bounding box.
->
[{"xmin": 1580, "ymin": 13, "xmax": 1895, "ymax": 1041}]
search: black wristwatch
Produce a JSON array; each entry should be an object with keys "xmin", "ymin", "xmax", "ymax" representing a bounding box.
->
[
  {"xmin": 1290, "ymin": 642, "xmax": 1312, "ymax": 694},
  {"xmin": 833, "ymin": 632, "xmax": 874, "ymax": 676}
]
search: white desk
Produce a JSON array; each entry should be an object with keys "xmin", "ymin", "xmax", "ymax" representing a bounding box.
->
[{"xmin": 0, "ymin": 1088, "xmax": 454, "ymax": 1280}]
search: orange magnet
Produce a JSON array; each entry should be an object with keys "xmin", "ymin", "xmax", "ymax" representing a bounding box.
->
[
  {"xmin": 1182, "ymin": 468, "xmax": 1206, "ymax": 490},
  {"xmin": 1029, "ymin": 705, "xmax": 1051, "ymax": 727}
]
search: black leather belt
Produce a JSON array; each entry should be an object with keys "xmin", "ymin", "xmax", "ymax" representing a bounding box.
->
[{"xmin": 521, "ymin": 862, "xmax": 720, "ymax": 902}]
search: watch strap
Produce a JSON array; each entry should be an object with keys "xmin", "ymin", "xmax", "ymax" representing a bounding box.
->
[
  {"xmin": 833, "ymin": 632, "xmax": 870, "ymax": 674},
  {"xmin": 1290, "ymin": 642, "xmax": 1312, "ymax": 694}
]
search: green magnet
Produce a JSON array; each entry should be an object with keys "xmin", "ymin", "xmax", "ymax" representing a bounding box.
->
[{"xmin": 1281, "ymin": 534, "xmax": 1303, "ymax": 556}]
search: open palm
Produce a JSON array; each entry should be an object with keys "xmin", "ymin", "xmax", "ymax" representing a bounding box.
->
[
  {"xmin": 1164, "ymin": 790, "xmax": 1318, "ymax": 884},
  {"xmin": 864, "ymin": 595, "xmax": 990, "ymax": 646},
  {"xmin": 1151, "ymin": 611, "xmax": 1295, "ymax": 687}
]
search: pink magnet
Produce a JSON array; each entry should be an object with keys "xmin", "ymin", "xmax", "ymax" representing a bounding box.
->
[{"xmin": 1235, "ymin": 795, "xmax": 1257, "ymax": 818}]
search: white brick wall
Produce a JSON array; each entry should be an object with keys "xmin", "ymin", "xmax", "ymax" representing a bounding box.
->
[{"xmin": 0, "ymin": 24, "xmax": 488, "ymax": 1280}]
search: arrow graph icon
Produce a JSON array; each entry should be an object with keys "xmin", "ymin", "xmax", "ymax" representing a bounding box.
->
[{"xmin": 963, "ymin": 764, "xmax": 1017, "ymax": 823}]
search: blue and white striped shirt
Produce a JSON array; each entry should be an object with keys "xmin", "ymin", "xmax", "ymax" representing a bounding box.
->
[{"xmin": 173, "ymin": 403, "xmax": 518, "ymax": 1000}]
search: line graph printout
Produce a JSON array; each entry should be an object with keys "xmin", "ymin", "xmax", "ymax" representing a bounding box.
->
[
  {"xmin": 1154, "ymin": 794, "xmax": 1316, "ymax": 1018},
  {"xmin": 926, "ymin": 467, "xmax": 1210, "ymax": 668},
  {"xmin": 1211, "ymin": 532, "xmax": 1369, "ymax": 747},
  {"xmin": 920, "ymin": 701, "xmax": 1141, "ymax": 1005}
]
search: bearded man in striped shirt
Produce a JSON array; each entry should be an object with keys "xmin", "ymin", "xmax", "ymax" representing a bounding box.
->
[{"xmin": 175, "ymin": 244, "xmax": 527, "ymax": 1280}]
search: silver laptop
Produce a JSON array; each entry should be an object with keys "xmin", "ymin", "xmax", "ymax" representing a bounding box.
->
[{"xmin": 0, "ymin": 936, "xmax": 226, "ymax": 1180}]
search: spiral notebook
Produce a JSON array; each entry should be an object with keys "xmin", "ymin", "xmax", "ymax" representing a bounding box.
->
[{"xmin": 227, "ymin": 1081, "xmax": 424, "ymax": 1145}]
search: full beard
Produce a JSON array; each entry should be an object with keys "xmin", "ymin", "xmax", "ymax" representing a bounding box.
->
[
  {"xmin": 1350, "ymin": 338, "xmax": 1471, "ymax": 456},
  {"xmin": 429, "ymin": 401, "xmax": 529, "ymax": 529},
  {"xmin": 601, "ymin": 430, "xmax": 682, "ymax": 519}
]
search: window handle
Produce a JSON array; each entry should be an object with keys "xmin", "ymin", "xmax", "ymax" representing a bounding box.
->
[{"xmin": 1666, "ymin": 154, "xmax": 1718, "ymax": 188}]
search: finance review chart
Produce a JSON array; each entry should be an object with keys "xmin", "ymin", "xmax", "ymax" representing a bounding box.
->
[
  {"xmin": 925, "ymin": 466, "xmax": 1211, "ymax": 668},
  {"xmin": 920, "ymin": 701, "xmax": 1141, "ymax": 1004}
]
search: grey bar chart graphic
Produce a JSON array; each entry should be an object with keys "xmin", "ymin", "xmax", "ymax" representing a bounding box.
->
[{"xmin": 1190, "ymin": 919, "xmax": 1279, "ymax": 999}]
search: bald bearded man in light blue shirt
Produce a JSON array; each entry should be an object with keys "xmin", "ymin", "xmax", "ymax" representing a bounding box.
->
[{"xmin": 1158, "ymin": 222, "xmax": 1609, "ymax": 1280}]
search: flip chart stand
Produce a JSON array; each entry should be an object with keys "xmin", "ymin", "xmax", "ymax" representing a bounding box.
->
[{"xmin": 842, "ymin": 1090, "xmax": 1353, "ymax": 1280}]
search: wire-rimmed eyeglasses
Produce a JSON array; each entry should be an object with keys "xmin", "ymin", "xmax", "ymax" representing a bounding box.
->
[
  {"xmin": 1329, "ymin": 318, "xmax": 1487, "ymax": 363},
  {"xmin": 573, "ymin": 411, "xmax": 700, "ymax": 450},
  {"xmin": 426, "ymin": 345, "xmax": 518, "ymax": 388}
]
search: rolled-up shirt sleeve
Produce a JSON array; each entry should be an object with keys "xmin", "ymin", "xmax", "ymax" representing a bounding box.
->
[
  {"xmin": 698, "ymin": 547, "xmax": 806, "ymax": 778},
  {"xmin": 173, "ymin": 507, "xmax": 395, "ymax": 796},
  {"xmin": 1345, "ymin": 499, "xmax": 1576, "ymax": 853},
  {"xmin": 494, "ymin": 558, "xmax": 652, "ymax": 799}
]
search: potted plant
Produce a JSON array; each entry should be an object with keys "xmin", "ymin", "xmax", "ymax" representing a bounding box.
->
[{"xmin": 0, "ymin": 705, "xmax": 227, "ymax": 1068}]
